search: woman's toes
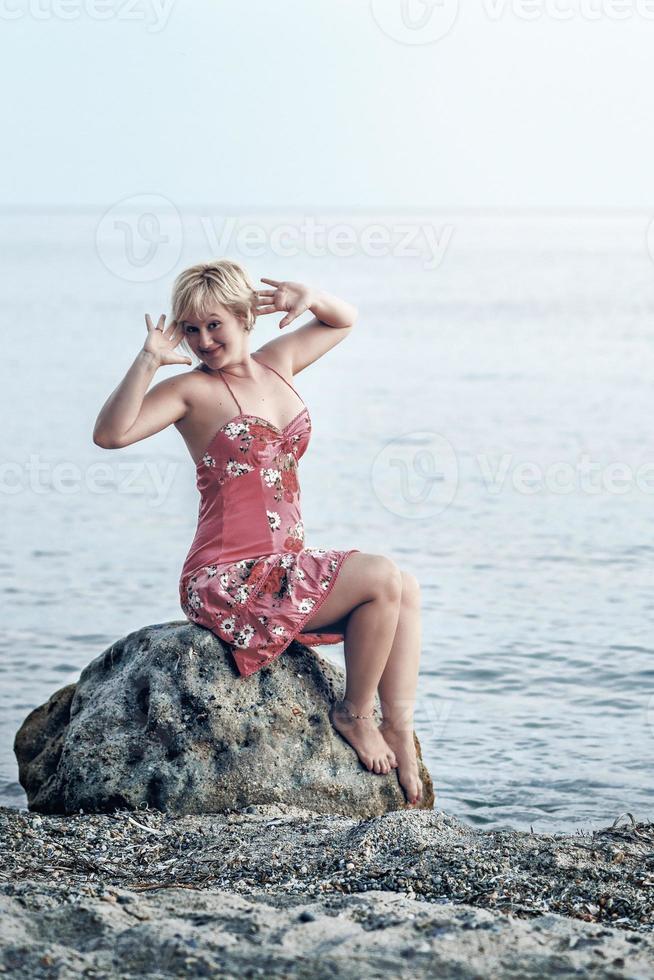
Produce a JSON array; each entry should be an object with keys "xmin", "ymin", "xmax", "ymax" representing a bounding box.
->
[{"xmin": 409, "ymin": 780, "xmax": 423, "ymax": 805}]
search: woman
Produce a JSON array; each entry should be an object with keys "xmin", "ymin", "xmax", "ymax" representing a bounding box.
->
[{"xmin": 93, "ymin": 259, "xmax": 423, "ymax": 806}]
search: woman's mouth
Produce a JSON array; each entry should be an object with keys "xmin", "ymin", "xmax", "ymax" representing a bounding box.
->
[{"xmin": 202, "ymin": 346, "xmax": 223, "ymax": 356}]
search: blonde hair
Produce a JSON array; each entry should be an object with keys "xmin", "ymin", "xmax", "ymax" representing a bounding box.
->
[{"xmin": 171, "ymin": 258, "xmax": 258, "ymax": 362}]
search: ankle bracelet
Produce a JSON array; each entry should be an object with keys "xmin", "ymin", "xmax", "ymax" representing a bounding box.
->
[{"xmin": 338, "ymin": 702, "xmax": 377, "ymax": 720}]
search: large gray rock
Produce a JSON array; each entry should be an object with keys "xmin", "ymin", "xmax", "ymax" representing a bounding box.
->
[{"xmin": 14, "ymin": 622, "xmax": 435, "ymax": 817}]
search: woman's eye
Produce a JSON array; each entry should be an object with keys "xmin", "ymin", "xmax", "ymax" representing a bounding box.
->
[{"xmin": 208, "ymin": 322, "xmax": 221, "ymax": 329}]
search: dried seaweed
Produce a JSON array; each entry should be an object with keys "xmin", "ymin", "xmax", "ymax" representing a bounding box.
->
[{"xmin": 1, "ymin": 804, "xmax": 652, "ymax": 934}]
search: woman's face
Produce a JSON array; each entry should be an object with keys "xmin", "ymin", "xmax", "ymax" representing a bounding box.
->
[{"xmin": 179, "ymin": 303, "xmax": 245, "ymax": 368}]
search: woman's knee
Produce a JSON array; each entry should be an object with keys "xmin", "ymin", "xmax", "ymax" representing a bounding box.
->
[
  {"xmin": 399, "ymin": 569, "xmax": 421, "ymax": 610},
  {"xmin": 300, "ymin": 552, "xmax": 398, "ymax": 631},
  {"xmin": 366, "ymin": 555, "xmax": 403, "ymax": 604}
]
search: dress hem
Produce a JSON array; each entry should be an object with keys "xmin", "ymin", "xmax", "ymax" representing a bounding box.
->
[{"xmin": 234, "ymin": 547, "xmax": 361, "ymax": 678}]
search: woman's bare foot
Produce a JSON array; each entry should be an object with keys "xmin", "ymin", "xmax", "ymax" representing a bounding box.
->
[
  {"xmin": 329, "ymin": 700, "xmax": 398, "ymax": 774},
  {"xmin": 378, "ymin": 722, "xmax": 423, "ymax": 806}
]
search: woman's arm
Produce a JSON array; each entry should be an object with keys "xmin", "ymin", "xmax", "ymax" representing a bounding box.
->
[
  {"xmin": 255, "ymin": 279, "xmax": 358, "ymax": 375},
  {"xmin": 305, "ymin": 287, "xmax": 358, "ymax": 330},
  {"xmin": 259, "ymin": 279, "xmax": 357, "ymax": 330},
  {"xmin": 93, "ymin": 315, "xmax": 191, "ymax": 449}
]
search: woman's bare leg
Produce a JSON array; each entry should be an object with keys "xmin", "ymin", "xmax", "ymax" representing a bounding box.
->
[
  {"xmin": 302, "ymin": 553, "xmax": 403, "ymax": 774},
  {"xmin": 377, "ymin": 571, "xmax": 424, "ymax": 806}
]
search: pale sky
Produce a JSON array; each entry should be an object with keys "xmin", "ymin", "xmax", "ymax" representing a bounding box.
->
[{"xmin": 1, "ymin": 0, "xmax": 653, "ymax": 209}]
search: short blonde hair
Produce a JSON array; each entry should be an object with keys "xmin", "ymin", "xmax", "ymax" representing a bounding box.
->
[{"xmin": 171, "ymin": 258, "xmax": 258, "ymax": 361}]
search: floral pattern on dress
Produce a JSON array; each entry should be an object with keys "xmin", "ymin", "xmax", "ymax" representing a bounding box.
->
[
  {"xmin": 283, "ymin": 519, "xmax": 304, "ymax": 552},
  {"xmin": 226, "ymin": 459, "xmax": 255, "ymax": 479},
  {"xmin": 180, "ymin": 546, "xmax": 360, "ymax": 675},
  {"xmin": 180, "ymin": 385, "xmax": 361, "ymax": 677},
  {"xmin": 267, "ymin": 510, "xmax": 282, "ymax": 531}
]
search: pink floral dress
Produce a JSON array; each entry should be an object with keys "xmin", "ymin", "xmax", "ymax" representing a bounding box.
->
[{"xmin": 179, "ymin": 353, "xmax": 360, "ymax": 677}]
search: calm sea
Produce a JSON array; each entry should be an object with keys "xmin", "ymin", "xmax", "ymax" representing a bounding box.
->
[{"xmin": 1, "ymin": 208, "xmax": 653, "ymax": 833}]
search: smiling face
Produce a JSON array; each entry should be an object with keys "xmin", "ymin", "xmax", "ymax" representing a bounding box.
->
[{"xmin": 180, "ymin": 303, "xmax": 247, "ymax": 369}]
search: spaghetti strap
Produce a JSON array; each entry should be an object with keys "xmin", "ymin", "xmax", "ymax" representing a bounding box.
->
[
  {"xmin": 252, "ymin": 353, "xmax": 307, "ymax": 409},
  {"xmin": 216, "ymin": 370, "xmax": 243, "ymax": 415}
]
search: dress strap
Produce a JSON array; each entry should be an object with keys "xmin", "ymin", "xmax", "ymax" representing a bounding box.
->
[
  {"xmin": 252, "ymin": 353, "xmax": 307, "ymax": 408},
  {"xmin": 216, "ymin": 370, "xmax": 243, "ymax": 415}
]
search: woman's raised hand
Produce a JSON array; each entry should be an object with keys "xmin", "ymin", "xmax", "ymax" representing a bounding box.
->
[
  {"xmin": 256, "ymin": 278, "xmax": 314, "ymax": 329},
  {"xmin": 142, "ymin": 314, "xmax": 192, "ymax": 367}
]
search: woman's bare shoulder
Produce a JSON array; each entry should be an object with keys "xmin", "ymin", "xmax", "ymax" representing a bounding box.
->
[
  {"xmin": 251, "ymin": 345, "xmax": 294, "ymax": 378},
  {"xmin": 168, "ymin": 365, "xmax": 208, "ymax": 400}
]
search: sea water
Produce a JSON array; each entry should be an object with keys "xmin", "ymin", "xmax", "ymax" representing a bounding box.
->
[{"xmin": 1, "ymin": 209, "xmax": 652, "ymax": 833}]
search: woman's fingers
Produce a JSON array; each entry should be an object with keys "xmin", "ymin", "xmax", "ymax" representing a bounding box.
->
[
  {"xmin": 145, "ymin": 313, "xmax": 167, "ymax": 333},
  {"xmin": 256, "ymin": 291, "xmax": 280, "ymax": 311},
  {"xmin": 257, "ymin": 281, "xmax": 306, "ymax": 327},
  {"xmin": 279, "ymin": 304, "xmax": 305, "ymax": 329}
]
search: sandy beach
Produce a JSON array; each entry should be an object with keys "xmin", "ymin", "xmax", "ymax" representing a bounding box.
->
[{"xmin": 1, "ymin": 803, "xmax": 652, "ymax": 977}]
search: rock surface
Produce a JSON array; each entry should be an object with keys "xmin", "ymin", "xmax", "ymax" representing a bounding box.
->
[
  {"xmin": 1, "ymin": 803, "xmax": 652, "ymax": 978},
  {"xmin": 14, "ymin": 621, "xmax": 434, "ymax": 817}
]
